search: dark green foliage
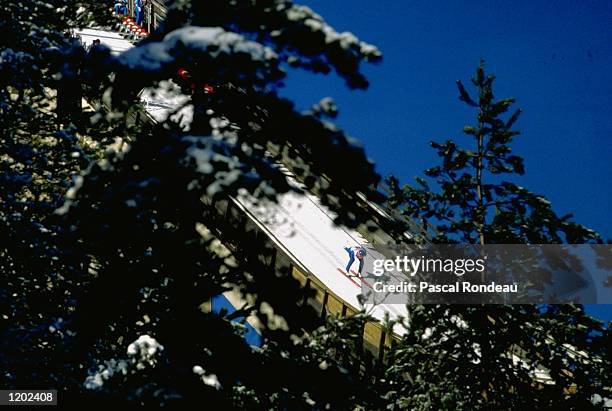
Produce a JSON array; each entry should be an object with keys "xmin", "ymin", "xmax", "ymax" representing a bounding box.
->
[{"xmin": 373, "ymin": 304, "xmax": 610, "ymax": 410}]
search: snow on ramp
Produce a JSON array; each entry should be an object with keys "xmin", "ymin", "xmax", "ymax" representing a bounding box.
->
[
  {"xmin": 75, "ymin": 28, "xmax": 408, "ymax": 329},
  {"xmin": 74, "ymin": 28, "xmax": 134, "ymax": 55},
  {"xmin": 234, "ymin": 168, "xmax": 408, "ymax": 327}
]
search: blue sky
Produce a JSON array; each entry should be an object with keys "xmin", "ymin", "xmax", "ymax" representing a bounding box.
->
[
  {"xmin": 281, "ymin": 1, "xmax": 612, "ymax": 320},
  {"xmin": 282, "ymin": 0, "xmax": 611, "ymax": 240}
]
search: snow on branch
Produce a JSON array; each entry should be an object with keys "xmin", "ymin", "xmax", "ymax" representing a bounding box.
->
[
  {"xmin": 182, "ymin": 134, "xmax": 290, "ymax": 200},
  {"xmin": 159, "ymin": 0, "xmax": 382, "ymax": 89},
  {"xmin": 285, "ymin": 4, "xmax": 381, "ymax": 62},
  {"xmin": 118, "ymin": 26, "xmax": 283, "ymax": 89}
]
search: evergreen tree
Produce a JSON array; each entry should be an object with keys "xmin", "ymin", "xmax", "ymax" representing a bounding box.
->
[
  {"xmin": 378, "ymin": 62, "xmax": 610, "ymax": 409},
  {"xmin": 0, "ymin": 0, "xmax": 126, "ymax": 393},
  {"xmin": 1, "ymin": 0, "xmax": 385, "ymax": 408},
  {"xmin": 384, "ymin": 61, "xmax": 603, "ymax": 245}
]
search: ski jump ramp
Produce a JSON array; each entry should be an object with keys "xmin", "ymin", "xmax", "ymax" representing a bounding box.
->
[
  {"xmin": 233, "ymin": 171, "xmax": 407, "ymax": 325},
  {"xmin": 75, "ymin": 28, "xmax": 407, "ymax": 342}
]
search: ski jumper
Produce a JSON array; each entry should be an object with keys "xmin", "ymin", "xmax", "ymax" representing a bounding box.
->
[{"xmin": 344, "ymin": 246, "xmax": 366, "ymax": 274}]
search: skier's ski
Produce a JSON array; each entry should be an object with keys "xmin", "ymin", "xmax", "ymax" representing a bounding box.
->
[
  {"xmin": 336, "ymin": 268, "xmax": 361, "ymax": 288},
  {"xmin": 349, "ymin": 270, "xmax": 374, "ymax": 290}
]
